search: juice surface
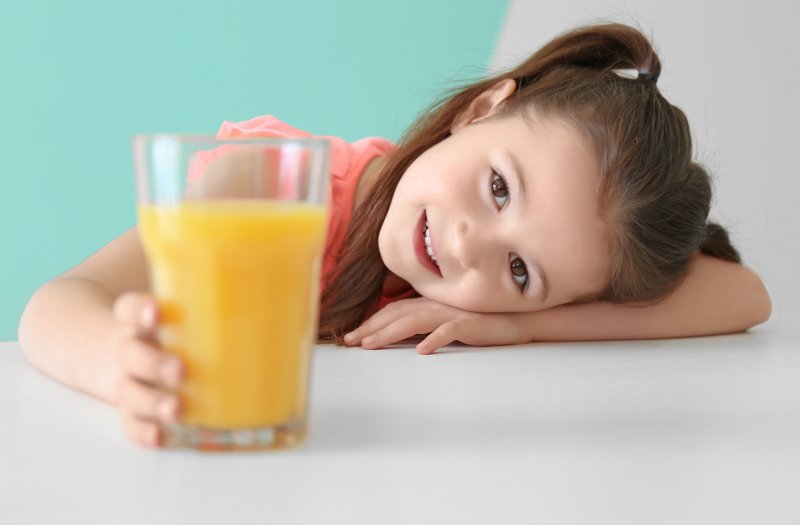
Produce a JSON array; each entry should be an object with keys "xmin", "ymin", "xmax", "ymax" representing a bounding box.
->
[{"xmin": 138, "ymin": 200, "xmax": 327, "ymax": 428}]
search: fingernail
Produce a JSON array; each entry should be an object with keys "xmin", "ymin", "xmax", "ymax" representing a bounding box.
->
[
  {"xmin": 159, "ymin": 360, "xmax": 182, "ymax": 386},
  {"xmin": 157, "ymin": 397, "xmax": 178, "ymax": 420}
]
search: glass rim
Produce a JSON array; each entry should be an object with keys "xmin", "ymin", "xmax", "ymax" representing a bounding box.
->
[{"xmin": 131, "ymin": 133, "xmax": 330, "ymax": 149}]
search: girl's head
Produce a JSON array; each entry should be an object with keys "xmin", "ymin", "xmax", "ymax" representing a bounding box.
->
[
  {"xmin": 378, "ymin": 92, "xmax": 608, "ymax": 312},
  {"xmin": 319, "ymin": 22, "xmax": 740, "ymax": 341}
]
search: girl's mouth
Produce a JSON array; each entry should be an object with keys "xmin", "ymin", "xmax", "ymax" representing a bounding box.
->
[{"xmin": 414, "ymin": 210, "xmax": 442, "ymax": 277}]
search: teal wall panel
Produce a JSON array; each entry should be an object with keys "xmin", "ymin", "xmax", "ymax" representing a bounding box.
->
[{"xmin": 1, "ymin": 0, "xmax": 509, "ymax": 341}]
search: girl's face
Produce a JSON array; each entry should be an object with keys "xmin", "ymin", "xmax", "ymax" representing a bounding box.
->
[{"xmin": 378, "ymin": 111, "xmax": 610, "ymax": 312}]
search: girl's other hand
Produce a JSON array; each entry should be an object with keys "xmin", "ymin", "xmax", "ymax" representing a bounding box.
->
[
  {"xmin": 112, "ymin": 292, "xmax": 183, "ymax": 448},
  {"xmin": 343, "ymin": 297, "xmax": 528, "ymax": 355}
]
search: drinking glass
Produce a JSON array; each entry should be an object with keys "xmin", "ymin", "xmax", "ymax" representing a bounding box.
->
[{"xmin": 132, "ymin": 134, "xmax": 330, "ymax": 451}]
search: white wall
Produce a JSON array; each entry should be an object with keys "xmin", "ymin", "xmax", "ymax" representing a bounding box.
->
[{"xmin": 492, "ymin": 0, "xmax": 800, "ymax": 313}]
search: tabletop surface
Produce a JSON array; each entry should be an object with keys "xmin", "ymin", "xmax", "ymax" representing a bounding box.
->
[{"xmin": 2, "ymin": 311, "xmax": 799, "ymax": 524}]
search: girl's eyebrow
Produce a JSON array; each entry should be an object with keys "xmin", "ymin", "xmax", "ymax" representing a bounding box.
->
[
  {"xmin": 528, "ymin": 259, "xmax": 550, "ymax": 303},
  {"xmin": 505, "ymin": 149, "xmax": 527, "ymax": 202},
  {"xmin": 503, "ymin": 149, "xmax": 550, "ymax": 303}
]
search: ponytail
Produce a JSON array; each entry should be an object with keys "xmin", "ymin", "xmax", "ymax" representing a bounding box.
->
[
  {"xmin": 515, "ymin": 23, "xmax": 661, "ymax": 92},
  {"xmin": 701, "ymin": 222, "xmax": 741, "ymax": 263}
]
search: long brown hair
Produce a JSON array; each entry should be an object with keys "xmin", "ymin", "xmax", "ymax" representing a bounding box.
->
[{"xmin": 318, "ymin": 22, "xmax": 740, "ymax": 343}]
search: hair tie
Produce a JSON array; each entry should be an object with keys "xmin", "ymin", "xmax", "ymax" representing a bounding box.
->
[{"xmin": 638, "ymin": 70, "xmax": 657, "ymax": 83}]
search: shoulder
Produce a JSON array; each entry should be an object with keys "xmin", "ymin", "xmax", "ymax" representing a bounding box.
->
[
  {"xmin": 217, "ymin": 114, "xmax": 395, "ymax": 177},
  {"xmin": 216, "ymin": 115, "xmax": 312, "ymax": 139}
]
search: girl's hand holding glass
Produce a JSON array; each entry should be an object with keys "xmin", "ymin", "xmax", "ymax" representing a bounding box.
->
[{"xmin": 112, "ymin": 291, "xmax": 183, "ymax": 447}]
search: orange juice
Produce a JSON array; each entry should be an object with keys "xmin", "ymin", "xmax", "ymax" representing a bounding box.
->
[{"xmin": 138, "ymin": 200, "xmax": 327, "ymax": 430}]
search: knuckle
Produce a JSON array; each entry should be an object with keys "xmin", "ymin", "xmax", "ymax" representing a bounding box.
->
[
  {"xmin": 408, "ymin": 311, "xmax": 426, "ymax": 322},
  {"xmin": 117, "ymin": 332, "xmax": 141, "ymax": 353},
  {"xmin": 123, "ymin": 379, "xmax": 163, "ymax": 418},
  {"xmin": 458, "ymin": 315, "xmax": 473, "ymax": 326},
  {"xmin": 428, "ymin": 301, "xmax": 445, "ymax": 312},
  {"xmin": 131, "ymin": 339, "xmax": 161, "ymax": 368},
  {"xmin": 441, "ymin": 319, "xmax": 461, "ymax": 336},
  {"xmin": 113, "ymin": 335, "xmax": 130, "ymax": 362},
  {"xmin": 367, "ymin": 327, "xmax": 385, "ymax": 342},
  {"xmin": 116, "ymin": 337, "xmax": 142, "ymax": 368},
  {"xmin": 382, "ymin": 301, "xmax": 401, "ymax": 313},
  {"xmin": 116, "ymin": 377, "xmax": 136, "ymax": 407}
]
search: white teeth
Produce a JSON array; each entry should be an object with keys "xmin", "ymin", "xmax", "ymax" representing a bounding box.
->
[
  {"xmin": 426, "ymin": 246, "xmax": 437, "ymax": 263},
  {"xmin": 423, "ymin": 225, "xmax": 438, "ymax": 265}
]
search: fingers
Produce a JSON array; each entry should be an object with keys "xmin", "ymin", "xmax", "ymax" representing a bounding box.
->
[
  {"xmin": 117, "ymin": 336, "xmax": 183, "ymax": 388},
  {"xmin": 343, "ymin": 300, "xmax": 422, "ymax": 346},
  {"xmin": 347, "ymin": 299, "xmax": 521, "ymax": 355},
  {"xmin": 417, "ymin": 319, "xmax": 463, "ymax": 355},
  {"xmin": 118, "ymin": 375, "xmax": 181, "ymax": 423},
  {"xmin": 113, "ymin": 291, "xmax": 183, "ymax": 449},
  {"xmin": 416, "ymin": 315, "xmax": 516, "ymax": 355},
  {"xmin": 113, "ymin": 291, "xmax": 160, "ymax": 340},
  {"xmin": 342, "ymin": 306, "xmax": 392, "ymax": 345},
  {"xmin": 358, "ymin": 312, "xmax": 435, "ymax": 350},
  {"xmin": 118, "ymin": 372, "xmax": 181, "ymax": 449}
]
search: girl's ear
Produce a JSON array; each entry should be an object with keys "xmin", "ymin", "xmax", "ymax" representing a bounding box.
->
[{"xmin": 451, "ymin": 78, "xmax": 517, "ymax": 133}]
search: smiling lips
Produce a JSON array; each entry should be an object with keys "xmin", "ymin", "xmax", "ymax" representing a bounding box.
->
[{"xmin": 414, "ymin": 210, "xmax": 442, "ymax": 277}]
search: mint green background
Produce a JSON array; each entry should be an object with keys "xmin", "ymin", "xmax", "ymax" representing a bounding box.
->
[{"xmin": 0, "ymin": 0, "xmax": 508, "ymax": 341}]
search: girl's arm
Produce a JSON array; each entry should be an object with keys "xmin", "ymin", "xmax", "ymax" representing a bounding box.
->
[
  {"xmin": 347, "ymin": 253, "xmax": 771, "ymax": 353},
  {"xmin": 19, "ymin": 150, "xmax": 254, "ymax": 401},
  {"xmin": 17, "ymin": 227, "xmax": 149, "ymax": 403},
  {"xmin": 19, "ymin": 227, "xmax": 188, "ymax": 447},
  {"xmin": 517, "ymin": 253, "xmax": 771, "ymax": 342}
]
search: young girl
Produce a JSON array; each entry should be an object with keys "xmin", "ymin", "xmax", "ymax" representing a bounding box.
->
[{"xmin": 18, "ymin": 23, "xmax": 771, "ymax": 448}]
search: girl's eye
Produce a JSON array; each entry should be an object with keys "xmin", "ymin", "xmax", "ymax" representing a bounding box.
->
[
  {"xmin": 491, "ymin": 171, "xmax": 528, "ymax": 294},
  {"xmin": 509, "ymin": 255, "xmax": 529, "ymax": 294},
  {"xmin": 490, "ymin": 170, "xmax": 509, "ymax": 208}
]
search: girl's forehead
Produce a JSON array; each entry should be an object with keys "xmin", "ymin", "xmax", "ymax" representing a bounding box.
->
[
  {"xmin": 485, "ymin": 113, "xmax": 599, "ymax": 177},
  {"xmin": 471, "ymin": 111, "xmax": 594, "ymax": 156}
]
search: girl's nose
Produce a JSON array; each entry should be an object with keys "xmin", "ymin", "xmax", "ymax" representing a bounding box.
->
[{"xmin": 450, "ymin": 217, "xmax": 493, "ymax": 270}]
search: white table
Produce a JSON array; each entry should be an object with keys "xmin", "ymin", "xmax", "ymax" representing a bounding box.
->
[{"xmin": 2, "ymin": 312, "xmax": 799, "ymax": 524}]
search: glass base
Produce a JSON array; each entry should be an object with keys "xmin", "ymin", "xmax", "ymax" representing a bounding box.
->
[{"xmin": 160, "ymin": 419, "xmax": 307, "ymax": 452}]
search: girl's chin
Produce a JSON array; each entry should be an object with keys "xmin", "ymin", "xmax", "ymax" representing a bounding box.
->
[{"xmin": 381, "ymin": 266, "xmax": 413, "ymax": 289}]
